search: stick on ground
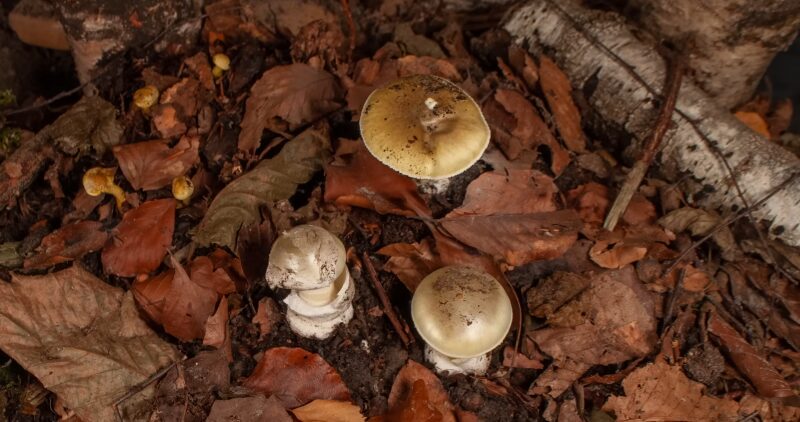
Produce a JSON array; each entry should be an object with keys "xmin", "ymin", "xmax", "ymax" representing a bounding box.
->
[{"xmin": 361, "ymin": 252, "xmax": 413, "ymax": 347}]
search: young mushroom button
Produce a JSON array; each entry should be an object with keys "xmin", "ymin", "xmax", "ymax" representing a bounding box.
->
[
  {"xmin": 411, "ymin": 265, "xmax": 513, "ymax": 375},
  {"xmin": 265, "ymin": 225, "xmax": 354, "ymax": 339},
  {"xmin": 359, "ymin": 74, "xmax": 491, "ymax": 180}
]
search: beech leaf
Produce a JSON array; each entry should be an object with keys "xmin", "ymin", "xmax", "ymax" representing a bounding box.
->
[
  {"xmin": 239, "ymin": 63, "xmax": 342, "ymax": 151},
  {"xmin": 101, "ymin": 199, "xmax": 176, "ymax": 277},
  {"xmin": 0, "ymin": 266, "xmax": 179, "ymax": 421},
  {"xmin": 113, "ymin": 135, "xmax": 200, "ymax": 190},
  {"xmin": 24, "ymin": 220, "xmax": 108, "ymax": 269},
  {"xmin": 195, "ymin": 126, "xmax": 331, "ymax": 249},
  {"xmin": 291, "ymin": 400, "xmax": 365, "ymax": 422}
]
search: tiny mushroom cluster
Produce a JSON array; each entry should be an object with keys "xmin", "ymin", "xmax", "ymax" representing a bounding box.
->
[
  {"xmin": 412, "ymin": 266, "xmax": 513, "ymax": 375},
  {"xmin": 266, "ymin": 225, "xmax": 355, "ymax": 339}
]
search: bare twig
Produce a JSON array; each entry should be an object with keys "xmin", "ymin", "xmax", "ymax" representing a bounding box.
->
[
  {"xmin": 661, "ymin": 267, "xmax": 685, "ymax": 334},
  {"xmin": 604, "ymin": 54, "xmax": 685, "ymax": 230},
  {"xmin": 113, "ymin": 361, "xmax": 177, "ymax": 422},
  {"xmin": 361, "ymin": 252, "xmax": 412, "ymax": 347}
]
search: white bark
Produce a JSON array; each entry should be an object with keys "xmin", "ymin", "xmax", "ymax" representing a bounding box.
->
[{"xmin": 504, "ymin": 0, "xmax": 800, "ymax": 247}]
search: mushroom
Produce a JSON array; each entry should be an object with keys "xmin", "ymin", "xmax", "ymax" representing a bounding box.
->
[
  {"xmin": 171, "ymin": 175, "xmax": 194, "ymax": 207},
  {"xmin": 212, "ymin": 53, "xmax": 230, "ymax": 79},
  {"xmin": 411, "ymin": 265, "xmax": 513, "ymax": 375},
  {"xmin": 359, "ymin": 74, "xmax": 490, "ymax": 192},
  {"xmin": 132, "ymin": 85, "xmax": 159, "ymax": 112},
  {"xmin": 265, "ymin": 225, "xmax": 354, "ymax": 339},
  {"xmin": 82, "ymin": 167, "xmax": 127, "ymax": 211}
]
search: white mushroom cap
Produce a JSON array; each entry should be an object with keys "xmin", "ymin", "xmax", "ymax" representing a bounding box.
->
[
  {"xmin": 265, "ymin": 225, "xmax": 346, "ymax": 292},
  {"xmin": 411, "ymin": 266, "xmax": 513, "ymax": 359},
  {"xmin": 359, "ymin": 74, "xmax": 490, "ymax": 180}
]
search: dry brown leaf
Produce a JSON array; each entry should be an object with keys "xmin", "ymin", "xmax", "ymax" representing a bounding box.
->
[
  {"xmin": 539, "ymin": 55, "xmax": 587, "ymax": 153},
  {"xmin": 190, "ymin": 255, "xmax": 237, "ymax": 295},
  {"xmin": 530, "ymin": 266, "xmax": 657, "ymax": 365},
  {"xmin": 162, "ymin": 256, "xmax": 219, "ymax": 341},
  {"xmin": 325, "ymin": 142, "xmax": 431, "ymax": 217},
  {"xmin": 602, "ymin": 360, "xmax": 740, "ymax": 421},
  {"xmin": 238, "ymin": 63, "xmax": 342, "ymax": 152},
  {"xmin": 152, "ymin": 104, "xmax": 188, "ymax": 139},
  {"xmin": 377, "ymin": 239, "xmax": 442, "ymax": 292},
  {"xmin": 659, "ymin": 207, "xmax": 741, "ymax": 261},
  {"xmin": 0, "ymin": 266, "xmax": 179, "ymax": 421},
  {"xmin": 203, "ymin": 296, "xmax": 229, "ymax": 351},
  {"xmin": 24, "ymin": 220, "xmax": 108, "ymax": 269},
  {"xmin": 292, "ymin": 400, "xmax": 365, "ymax": 422},
  {"xmin": 396, "ymin": 56, "xmax": 461, "ymax": 80},
  {"xmin": 502, "ymin": 346, "xmax": 544, "ymax": 369},
  {"xmin": 507, "ymin": 44, "xmax": 539, "ymax": 90},
  {"xmin": 567, "ymin": 182, "xmax": 609, "ymax": 226},
  {"xmin": 440, "ymin": 210, "xmax": 580, "ymax": 266},
  {"xmin": 378, "ymin": 360, "xmax": 454, "ymax": 422},
  {"xmin": 113, "ymin": 136, "xmax": 199, "ymax": 191},
  {"xmin": 707, "ymin": 312, "xmax": 795, "ymax": 399},
  {"xmin": 207, "ymin": 395, "xmax": 292, "ymax": 422},
  {"xmin": 448, "ymin": 170, "xmax": 558, "ymax": 216},
  {"xmin": 132, "ymin": 269, "xmax": 174, "ymax": 323},
  {"xmin": 204, "ymin": 0, "xmax": 276, "ymax": 43},
  {"xmin": 490, "ymin": 89, "xmax": 570, "ymax": 175},
  {"xmin": 735, "ymin": 111, "xmax": 770, "ymax": 138},
  {"xmin": 253, "ymin": 297, "xmax": 282, "ymax": 337},
  {"xmin": 589, "ymin": 239, "xmax": 648, "ymax": 269},
  {"xmin": 345, "ymin": 58, "xmax": 399, "ymax": 116},
  {"xmin": 526, "ymin": 271, "xmax": 591, "ymax": 319},
  {"xmin": 243, "ymin": 347, "xmax": 351, "ymax": 408},
  {"xmin": 101, "ymin": 199, "xmax": 176, "ymax": 277},
  {"xmin": 528, "ymin": 359, "xmax": 592, "ymax": 398},
  {"xmin": 738, "ymin": 393, "xmax": 800, "ymax": 422},
  {"xmin": 621, "ymin": 194, "xmax": 656, "ymax": 226}
]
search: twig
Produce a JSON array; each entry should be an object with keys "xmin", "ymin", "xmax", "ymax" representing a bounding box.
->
[
  {"xmin": 604, "ymin": 54, "xmax": 685, "ymax": 230},
  {"xmin": 113, "ymin": 361, "xmax": 177, "ymax": 422},
  {"xmin": 660, "ymin": 267, "xmax": 685, "ymax": 334},
  {"xmin": 361, "ymin": 252, "xmax": 412, "ymax": 346}
]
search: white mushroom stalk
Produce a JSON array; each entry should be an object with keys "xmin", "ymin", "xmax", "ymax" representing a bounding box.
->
[
  {"xmin": 265, "ymin": 225, "xmax": 354, "ymax": 339},
  {"xmin": 411, "ymin": 266, "xmax": 513, "ymax": 375}
]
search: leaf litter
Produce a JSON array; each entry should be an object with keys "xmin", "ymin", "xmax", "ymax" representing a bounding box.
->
[{"xmin": 1, "ymin": 0, "xmax": 799, "ymax": 420}]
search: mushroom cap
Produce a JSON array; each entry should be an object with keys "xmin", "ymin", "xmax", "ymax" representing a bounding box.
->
[
  {"xmin": 171, "ymin": 175, "xmax": 194, "ymax": 201},
  {"xmin": 359, "ymin": 74, "xmax": 490, "ymax": 180},
  {"xmin": 212, "ymin": 53, "xmax": 231, "ymax": 71},
  {"xmin": 266, "ymin": 225, "xmax": 347, "ymax": 291},
  {"xmin": 411, "ymin": 266, "xmax": 513, "ymax": 358},
  {"xmin": 133, "ymin": 85, "xmax": 159, "ymax": 109},
  {"xmin": 82, "ymin": 167, "xmax": 116, "ymax": 196}
]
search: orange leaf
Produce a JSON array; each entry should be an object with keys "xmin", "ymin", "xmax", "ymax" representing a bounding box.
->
[
  {"xmin": 203, "ymin": 296, "xmax": 232, "ymax": 361},
  {"xmin": 190, "ymin": 255, "xmax": 237, "ymax": 294},
  {"xmin": 101, "ymin": 199, "xmax": 175, "ymax": 277},
  {"xmin": 291, "ymin": 400, "xmax": 365, "ymax": 422},
  {"xmin": 243, "ymin": 347, "xmax": 351, "ymax": 408},
  {"xmin": 386, "ymin": 360, "xmax": 455, "ymax": 422},
  {"xmin": 24, "ymin": 221, "xmax": 108, "ymax": 269},
  {"xmin": 113, "ymin": 135, "xmax": 199, "ymax": 190},
  {"xmin": 161, "ymin": 256, "xmax": 218, "ymax": 341},
  {"xmin": 735, "ymin": 111, "xmax": 770, "ymax": 138},
  {"xmin": 377, "ymin": 239, "xmax": 442, "ymax": 292},
  {"xmin": 539, "ymin": 55, "xmax": 587, "ymax": 152},
  {"xmin": 132, "ymin": 269, "xmax": 174, "ymax": 323}
]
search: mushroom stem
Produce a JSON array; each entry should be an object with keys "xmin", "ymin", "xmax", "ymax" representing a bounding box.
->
[
  {"xmin": 105, "ymin": 183, "xmax": 127, "ymax": 212},
  {"xmin": 425, "ymin": 344, "xmax": 491, "ymax": 375}
]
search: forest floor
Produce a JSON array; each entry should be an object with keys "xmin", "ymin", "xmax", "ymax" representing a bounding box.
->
[{"xmin": 1, "ymin": 1, "xmax": 799, "ymax": 421}]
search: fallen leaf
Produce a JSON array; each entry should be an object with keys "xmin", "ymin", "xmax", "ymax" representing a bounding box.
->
[
  {"xmin": 377, "ymin": 239, "xmax": 442, "ymax": 292},
  {"xmin": 483, "ymin": 89, "xmax": 570, "ymax": 174},
  {"xmin": 621, "ymin": 194, "xmax": 656, "ymax": 226},
  {"xmin": 396, "ymin": 56, "xmax": 461, "ymax": 80},
  {"xmin": 113, "ymin": 135, "xmax": 200, "ymax": 190},
  {"xmin": 735, "ymin": 111, "xmax": 770, "ymax": 138},
  {"xmin": 602, "ymin": 360, "xmax": 740, "ymax": 421},
  {"xmin": 24, "ymin": 221, "xmax": 108, "ymax": 269},
  {"xmin": 659, "ymin": 207, "xmax": 741, "ymax": 261},
  {"xmin": 204, "ymin": 0, "xmax": 276, "ymax": 43},
  {"xmin": 243, "ymin": 347, "xmax": 351, "ymax": 408},
  {"xmin": 589, "ymin": 238, "xmax": 648, "ymax": 269},
  {"xmin": 239, "ymin": 63, "xmax": 342, "ymax": 151},
  {"xmin": 325, "ymin": 142, "xmax": 431, "ymax": 217},
  {"xmin": 0, "ymin": 266, "xmax": 179, "ymax": 421},
  {"xmin": 707, "ymin": 312, "xmax": 795, "ymax": 399},
  {"xmin": 132, "ymin": 269, "xmax": 174, "ymax": 322},
  {"xmin": 253, "ymin": 297, "xmax": 282, "ymax": 337},
  {"xmin": 530, "ymin": 267, "xmax": 657, "ymax": 365},
  {"xmin": 161, "ymin": 256, "xmax": 219, "ymax": 341},
  {"xmin": 738, "ymin": 393, "xmax": 800, "ymax": 422},
  {"xmin": 394, "ymin": 23, "xmax": 445, "ymax": 58},
  {"xmin": 439, "ymin": 210, "xmax": 581, "ymax": 266},
  {"xmin": 101, "ymin": 199, "xmax": 176, "ymax": 277},
  {"xmin": 207, "ymin": 395, "xmax": 292, "ymax": 422},
  {"xmin": 387, "ymin": 360, "xmax": 455, "ymax": 422},
  {"xmin": 152, "ymin": 104, "xmax": 187, "ymax": 139},
  {"xmin": 292, "ymin": 400, "xmax": 365, "ymax": 422},
  {"xmin": 502, "ymin": 346, "xmax": 544, "ymax": 369},
  {"xmin": 567, "ymin": 182, "xmax": 609, "ymax": 226},
  {"xmin": 195, "ymin": 125, "xmax": 331, "ymax": 249},
  {"xmin": 447, "ymin": 170, "xmax": 558, "ymax": 216},
  {"xmin": 526, "ymin": 271, "xmax": 590, "ymax": 319},
  {"xmin": 538, "ymin": 55, "xmax": 586, "ymax": 152},
  {"xmin": 190, "ymin": 254, "xmax": 237, "ymax": 295},
  {"xmin": 153, "ymin": 350, "xmax": 231, "ymax": 419},
  {"xmin": 49, "ymin": 96, "xmax": 123, "ymax": 158},
  {"xmin": 345, "ymin": 57, "xmax": 399, "ymax": 115},
  {"xmin": 528, "ymin": 359, "xmax": 592, "ymax": 398},
  {"xmin": 203, "ymin": 296, "xmax": 229, "ymax": 351},
  {"xmin": 507, "ymin": 45, "xmax": 539, "ymax": 90}
]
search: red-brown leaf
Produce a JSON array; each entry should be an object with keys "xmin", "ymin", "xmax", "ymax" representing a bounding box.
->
[
  {"xmin": 113, "ymin": 136, "xmax": 199, "ymax": 190},
  {"xmin": 243, "ymin": 347, "xmax": 351, "ymax": 408},
  {"xmin": 539, "ymin": 55, "xmax": 587, "ymax": 153},
  {"xmin": 101, "ymin": 199, "xmax": 176, "ymax": 277},
  {"xmin": 24, "ymin": 221, "xmax": 108, "ymax": 269},
  {"xmin": 447, "ymin": 170, "xmax": 558, "ymax": 217},
  {"xmin": 161, "ymin": 256, "xmax": 218, "ymax": 341},
  {"xmin": 203, "ymin": 296, "xmax": 231, "ymax": 361},
  {"xmin": 376, "ymin": 239, "xmax": 442, "ymax": 292},
  {"xmin": 190, "ymin": 255, "xmax": 237, "ymax": 295},
  {"xmin": 387, "ymin": 360, "xmax": 455, "ymax": 422},
  {"xmin": 132, "ymin": 269, "xmax": 174, "ymax": 323}
]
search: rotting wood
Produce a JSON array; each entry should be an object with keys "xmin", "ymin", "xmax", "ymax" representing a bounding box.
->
[{"xmin": 504, "ymin": 0, "xmax": 800, "ymax": 247}]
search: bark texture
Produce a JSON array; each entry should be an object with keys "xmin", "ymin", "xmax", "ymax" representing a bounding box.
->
[
  {"xmin": 504, "ymin": 0, "xmax": 800, "ymax": 246},
  {"xmin": 626, "ymin": 0, "xmax": 800, "ymax": 108}
]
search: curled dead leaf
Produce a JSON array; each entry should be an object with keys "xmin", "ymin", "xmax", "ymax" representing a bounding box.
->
[
  {"xmin": 377, "ymin": 239, "xmax": 442, "ymax": 292},
  {"xmin": 24, "ymin": 220, "xmax": 108, "ymax": 269}
]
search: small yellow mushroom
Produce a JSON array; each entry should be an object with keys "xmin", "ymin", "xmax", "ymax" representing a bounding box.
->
[
  {"xmin": 212, "ymin": 53, "xmax": 230, "ymax": 79},
  {"xmin": 171, "ymin": 175, "xmax": 194, "ymax": 206},
  {"xmin": 83, "ymin": 167, "xmax": 126, "ymax": 211},
  {"xmin": 133, "ymin": 85, "xmax": 159, "ymax": 111}
]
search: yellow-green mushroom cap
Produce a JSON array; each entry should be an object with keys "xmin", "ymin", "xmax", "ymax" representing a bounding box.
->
[
  {"xmin": 411, "ymin": 266, "xmax": 513, "ymax": 359},
  {"xmin": 359, "ymin": 74, "xmax": 490, "ymax": 180}
]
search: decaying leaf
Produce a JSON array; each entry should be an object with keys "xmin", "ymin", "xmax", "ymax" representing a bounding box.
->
[
  {"xmin": 24, "ymin": 220, "xmax": 108, "ymax": 269},
  {"xmin": 526, "ymin": 271, "xmax": 591, "ymax": 319},
  {"xmin": 567, "ymin": 182, "xmax": 609, "ymax": 226},
  {"xmin": 603, "ymin": 360, "xmax": 740, "ymax": 421},
  {"xmin": 659, "ymin": 207, "xmax": 741, "ymax": 261},
  {"xmin": 589, "ymin": 238, "xmax": 648, "ymax": 269},
  {"xmin": 528, "ymin": 358, "xmax": 592, "ymax": 398},
  {"xmin": 207, "ymin": 395, "xmax": 292, "ymax": 422},
  {"xmin": 448, "ymin": 170, "xmax": 559, "ymax": 216},
  {"xmin": 101, "ymin": 199, "xmax": 176, "ymax": 277},
  {"xmin": 325, "ymin": 142, "xmax": 431, "ymax": 217},
  {"xmin": 239, "ymin": 63, "xmax": 342, "ymax": 151},
  {"xmin": 0, "ymin": 266, "xmax": 179, "ymax": 421},
  {"xmin": 195, "ymin": 126, "xmax": 331, "ymax": 249},
  {"xmin": 253, "ymin": 297, "xmax": 282, "ymax": 337},
  {"xmin": 380, "ymin": 360, "xmax": 455, "ymax": 422},
  {"xmin": 530, "ymin": 266, "xmax": 657, "ymax": 365},
  {"xmin": 190, "ymin": 252, "xmax": 239, "ymax": 295},
  {"xmin": 291, "ymin": 400, "xmax": 365, "ymax": 422},
  {"xmin": 49, "ymin": 95, "xmax": 123, "ymax": 158},
  {"xmin": 203, "ymin": 296, "xmax": 229, "ymax": 352},
  {"xmin": 113, "ymin": 135, "xmax": 200, "ymax": 190},
  {"xmin": 538, "ymin": 55, "xmax": 586, "ymax": 153},
  {"xmin": 243, "ymin": 347, "xmax": 351, "ymax": 408},
  {"xmin": 377, "ymin": 239, "xmax": 442, "ymax": 292}
]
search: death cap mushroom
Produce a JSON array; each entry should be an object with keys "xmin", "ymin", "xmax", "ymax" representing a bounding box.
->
[{"xmin": 360, "ymin": 74, "xmax": 490, "ymax": 180}]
